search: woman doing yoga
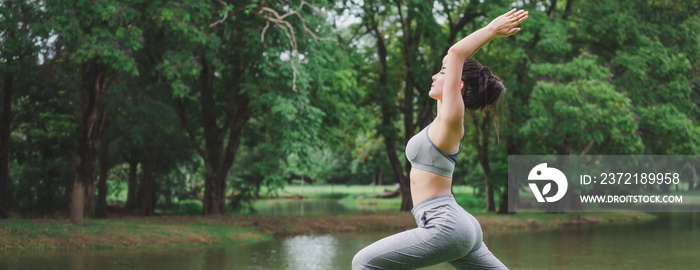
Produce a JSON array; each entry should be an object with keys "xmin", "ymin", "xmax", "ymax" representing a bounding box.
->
[{"xmin": 352, "ymin": 8, "xmax": 528, "ymax": 270}]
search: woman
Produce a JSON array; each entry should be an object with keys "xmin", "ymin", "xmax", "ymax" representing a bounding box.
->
[{"xmin": 352, "ymin": 8, "xmax": 528, "ymax": 270}]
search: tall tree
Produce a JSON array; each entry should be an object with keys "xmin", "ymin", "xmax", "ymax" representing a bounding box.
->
[
  {"xmin": 0, "ymin": 0, "xmax": 43, "ymax": 218},
  {"xmin": 153, "ymin": 0, "xmax": 340, "ymax": 214},
  {"xmin": 46, "ymin": 0, "xmax": 143, "ymax": 224},
  {"xmin": 471, "ymin": 111, "xmax": 497, "ymax": 211}
]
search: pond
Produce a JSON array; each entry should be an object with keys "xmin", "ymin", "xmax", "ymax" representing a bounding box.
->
[{"xmin": 1, "ymin": 212, "xmax": 698, "ymax": 269}]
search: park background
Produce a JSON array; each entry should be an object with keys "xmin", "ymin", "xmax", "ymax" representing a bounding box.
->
[{"xmin": 1, "ymin": 0, "xmax": 699, "ymax": 269}]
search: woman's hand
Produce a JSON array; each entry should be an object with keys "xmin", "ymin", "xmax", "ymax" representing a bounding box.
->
[{"xmin": 488, "ymin": 8, "xmax": 528, "ymax": 37}]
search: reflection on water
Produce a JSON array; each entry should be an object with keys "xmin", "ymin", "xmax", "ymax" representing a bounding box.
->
[
  {"xmin": 249, "ymin": 198, "xmax": 352, "ymax": 216},
  {"xmin": 1, "ymin": 213, "xmax": 698, "ymax": 270},
  {"xmin": 282, "ymin": 235, "xmax": 337, "ymax": 269},
  {"xmin": 0, "ymin": 235, "xmax": 364, "ymax": 270}
]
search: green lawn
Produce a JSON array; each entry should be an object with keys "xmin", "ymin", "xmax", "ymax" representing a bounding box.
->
[
  {"xmin": 0, "ymin": 218, "xmax": 267, "ymax": 251},
  {"xmin": 269, "ymin": 184, "xmax": 475, "ymax": 197},
  {"xmin": 263, "ymin": 184, "xmax": 487, "ymax": 212}
]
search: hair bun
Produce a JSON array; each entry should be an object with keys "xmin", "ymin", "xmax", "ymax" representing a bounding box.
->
[
  {"xmin": 461, "ymin": 59, "xmax": 504, "ymax": 111},
  {"xmin": 478, "ymin": 67, "xmax": 492, "ymax": 105}
]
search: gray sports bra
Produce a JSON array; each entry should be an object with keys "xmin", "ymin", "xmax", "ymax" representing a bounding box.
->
[{"xmin": 405, "ymin": 124, "xmax": 460, "ymax": 178}]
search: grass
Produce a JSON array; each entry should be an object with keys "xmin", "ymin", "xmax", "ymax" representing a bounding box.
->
[
  {"xmin": 265, "ymin": 184, "xmax": 397, "ymax": 197},
  {"xmin": 0, "ymin": 218, "xmax": 268, "ymax": 251},
  {"xmin": 266, "ymin": 184, "xmax": 475, "ymax": 197},
  {"xmin": 473, "ymin": 211, "xmax": 656, "ymax": 233},
  {"xmin": 261, "ymin": 185, "xmax": 484, "ymax": 212}
]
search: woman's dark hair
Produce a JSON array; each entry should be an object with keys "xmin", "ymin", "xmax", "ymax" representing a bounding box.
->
[
  {"xmin": 460, "ymin": 58, "xmax": 505, "ymax": 141},
  {"xmin": 461, "ymin": 59, "xmax": 505, "ymax": 111}
]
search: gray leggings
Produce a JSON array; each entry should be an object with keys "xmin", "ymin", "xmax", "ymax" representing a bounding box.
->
[{"xmin": 352, "ymin": 194, "xmax": 508, "ymax": 269}]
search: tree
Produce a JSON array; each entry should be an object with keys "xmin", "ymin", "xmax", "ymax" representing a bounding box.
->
[
  {"xmin": 46, "ymin": 0, "xmax": 143, "ymax": 224},
  {"xmin": 0, "ymin": 0, "xmax": 44, "ymax": 218},
  {"xmin": 489, "ymin": 0, "xmax": 700, "ymax": 212},
  {"xmin": 573, "ymin": 0, "xmax": 700, "ymax": 155},
  {"xmin": 521, "ymin": 53, "xmax": 643, "ymax": 156},
  {"xmin": 150, "ymin": 0, "xmax": 343, "ymax": 215},
  {"xmin": 4, "ymin": 21, "xmax": 76, "ymax": 218}
]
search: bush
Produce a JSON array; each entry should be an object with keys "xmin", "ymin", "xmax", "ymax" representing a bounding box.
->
[
  {"xmin": 174, "ymin": 199, "xmax": 203, "ymax": 216},
  {"xmin": 454, "ymin": 194, "xmax": 487, "ymax": 210}
]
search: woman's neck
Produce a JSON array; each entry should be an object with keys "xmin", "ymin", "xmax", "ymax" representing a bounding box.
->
[{"xmin": 436, "ymin": 99, "xmax": 442, "ymax": 117}]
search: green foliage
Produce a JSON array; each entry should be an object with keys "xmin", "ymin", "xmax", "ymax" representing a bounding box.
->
[
  {"xmin": 521, "ymin": 53, "xmax": 643, "ymax": 155},
  {"xmin": 4, "ymin": 0, "xmax": 77, "ymax": 214},
  {"xmin": 454, "ymin": 193, "xmax": 488, "ymax": 211},
  {"xmin": 46, "ymin": 0, "xmax": 144, "ymax": 75},
  {"xmin": 172, "ymin": 199, "xmax": 203, "ymax": 216},
  {"xmin": 637, "ymin": 105, "xmax": 700, "ymax": 154},
  {"xmin": 572, "ymin": 0, "xmax": 700, "ymax": 154},
  {"xmin": 10, "ymin": 98, "xmax": 77, "ymax": 215}
]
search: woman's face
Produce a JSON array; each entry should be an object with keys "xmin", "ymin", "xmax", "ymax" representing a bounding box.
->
[
  {"xmin": 428, "ymin": 58, "xmax": 448, "ymax": 100},
  {"xmin": 429, "ymin": 57, "xmax": 464, "ymax": 101}
]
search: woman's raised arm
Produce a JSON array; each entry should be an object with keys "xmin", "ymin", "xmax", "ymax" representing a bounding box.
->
[
  {"xmin": 433, "ymin": 9, "xmax": 527, "ymax": 147},
  {"xmin": 439, "ymin": 9, "xmax": 528, "ymax": 121}
]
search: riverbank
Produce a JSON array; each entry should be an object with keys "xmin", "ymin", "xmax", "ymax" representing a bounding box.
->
[{"xmin": 0, "ymin": 211, "xmax": 655, "ymax": 251}]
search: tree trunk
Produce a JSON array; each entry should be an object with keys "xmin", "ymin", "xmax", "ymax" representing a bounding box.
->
[
  {"xmin": 71, "ymin": 59, "xmax": 105, "ymax": 224},
  {"xmin": 203, "ymin": 173, "xmax": 224, "ymax": 215},
  {"xmin": 374, "ymin": 169, "xmax": 383, "ymax": 186},
  {"xmin": 484, "ymin": 176, "xmax": 495, "ymax": 212},
  {"xmin": 364, "ymin": 11, "xmax": 412, "ymax": 211},
  {"xmin": 548, "ymin": 0, "xmax": 558, "ymax": 19},
  {"xmin": 87, "ymin": 110, "xmax": 108, "ymax": 218},
  {"xmin": 70, "ymin": 174, "xmax": 85, "ymax": 224},
  {"xmin": 199, "ymin": 59, "xmax": 221, "ymax": 215},
  {"xmin": 126, "ymin": 155, "xmax": 139, "ymax": 210},
  {"xmin": 85, "ymin": 171, "xmax": 96, "ymax": 218},
  {"xmin": 562, "ymin": 0, "xmax": 575, "ymax": 20},
  {"xmin": 187, "ymin": 58, "xmax": 250, "ymax": 215},
  {"xmin": 0, "ymin": 58, "xmax": 12, "ymax": 218},
  {"xmin": 497, "ymin": 188, "xmax": 509, "ymax": 214},
  {"xmin": 398, "ymin": 15, "xmax": 424, "ymax": 211},
  {"xmin": 474, "ymin": 112, "xmax": 495, "ymax": 212},
  {"xmin": 198, "ymin": 59, "xmax": 226, "ymax": 215},
  {"xmin": 45, "ymin": 170, "xmax": 54, "ymax": 217},
  {"xmin": 140, "ymin": 146, "xmax": 156, "ymax": 216},
  {"xmin": 499, "ymin": 141, "xmax": 520, "ymax": 214},
  {"xmin": 204, "ymin": 93, "xmax": 248, "ymax": 215},
  {"xmin": 693, "ymin": 166, "xmax": 699, "ymax": 191},
  {"xmin": 385, "ymin": 142, "xmax": 411, "ymax": 211},
  {"xmin": 96, "ymin": 126, "xmax": 109, "ymax": 218}
]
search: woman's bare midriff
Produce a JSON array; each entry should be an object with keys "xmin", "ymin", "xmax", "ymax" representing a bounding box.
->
[{"xmin": 410, "ymin": 167, "xmax": 453, "ymax": 207}]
